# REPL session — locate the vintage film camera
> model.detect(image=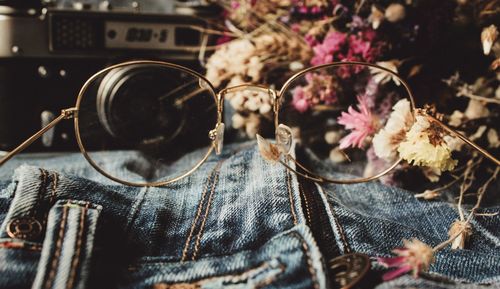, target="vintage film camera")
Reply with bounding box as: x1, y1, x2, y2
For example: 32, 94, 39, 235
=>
0, 0, 218, 151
